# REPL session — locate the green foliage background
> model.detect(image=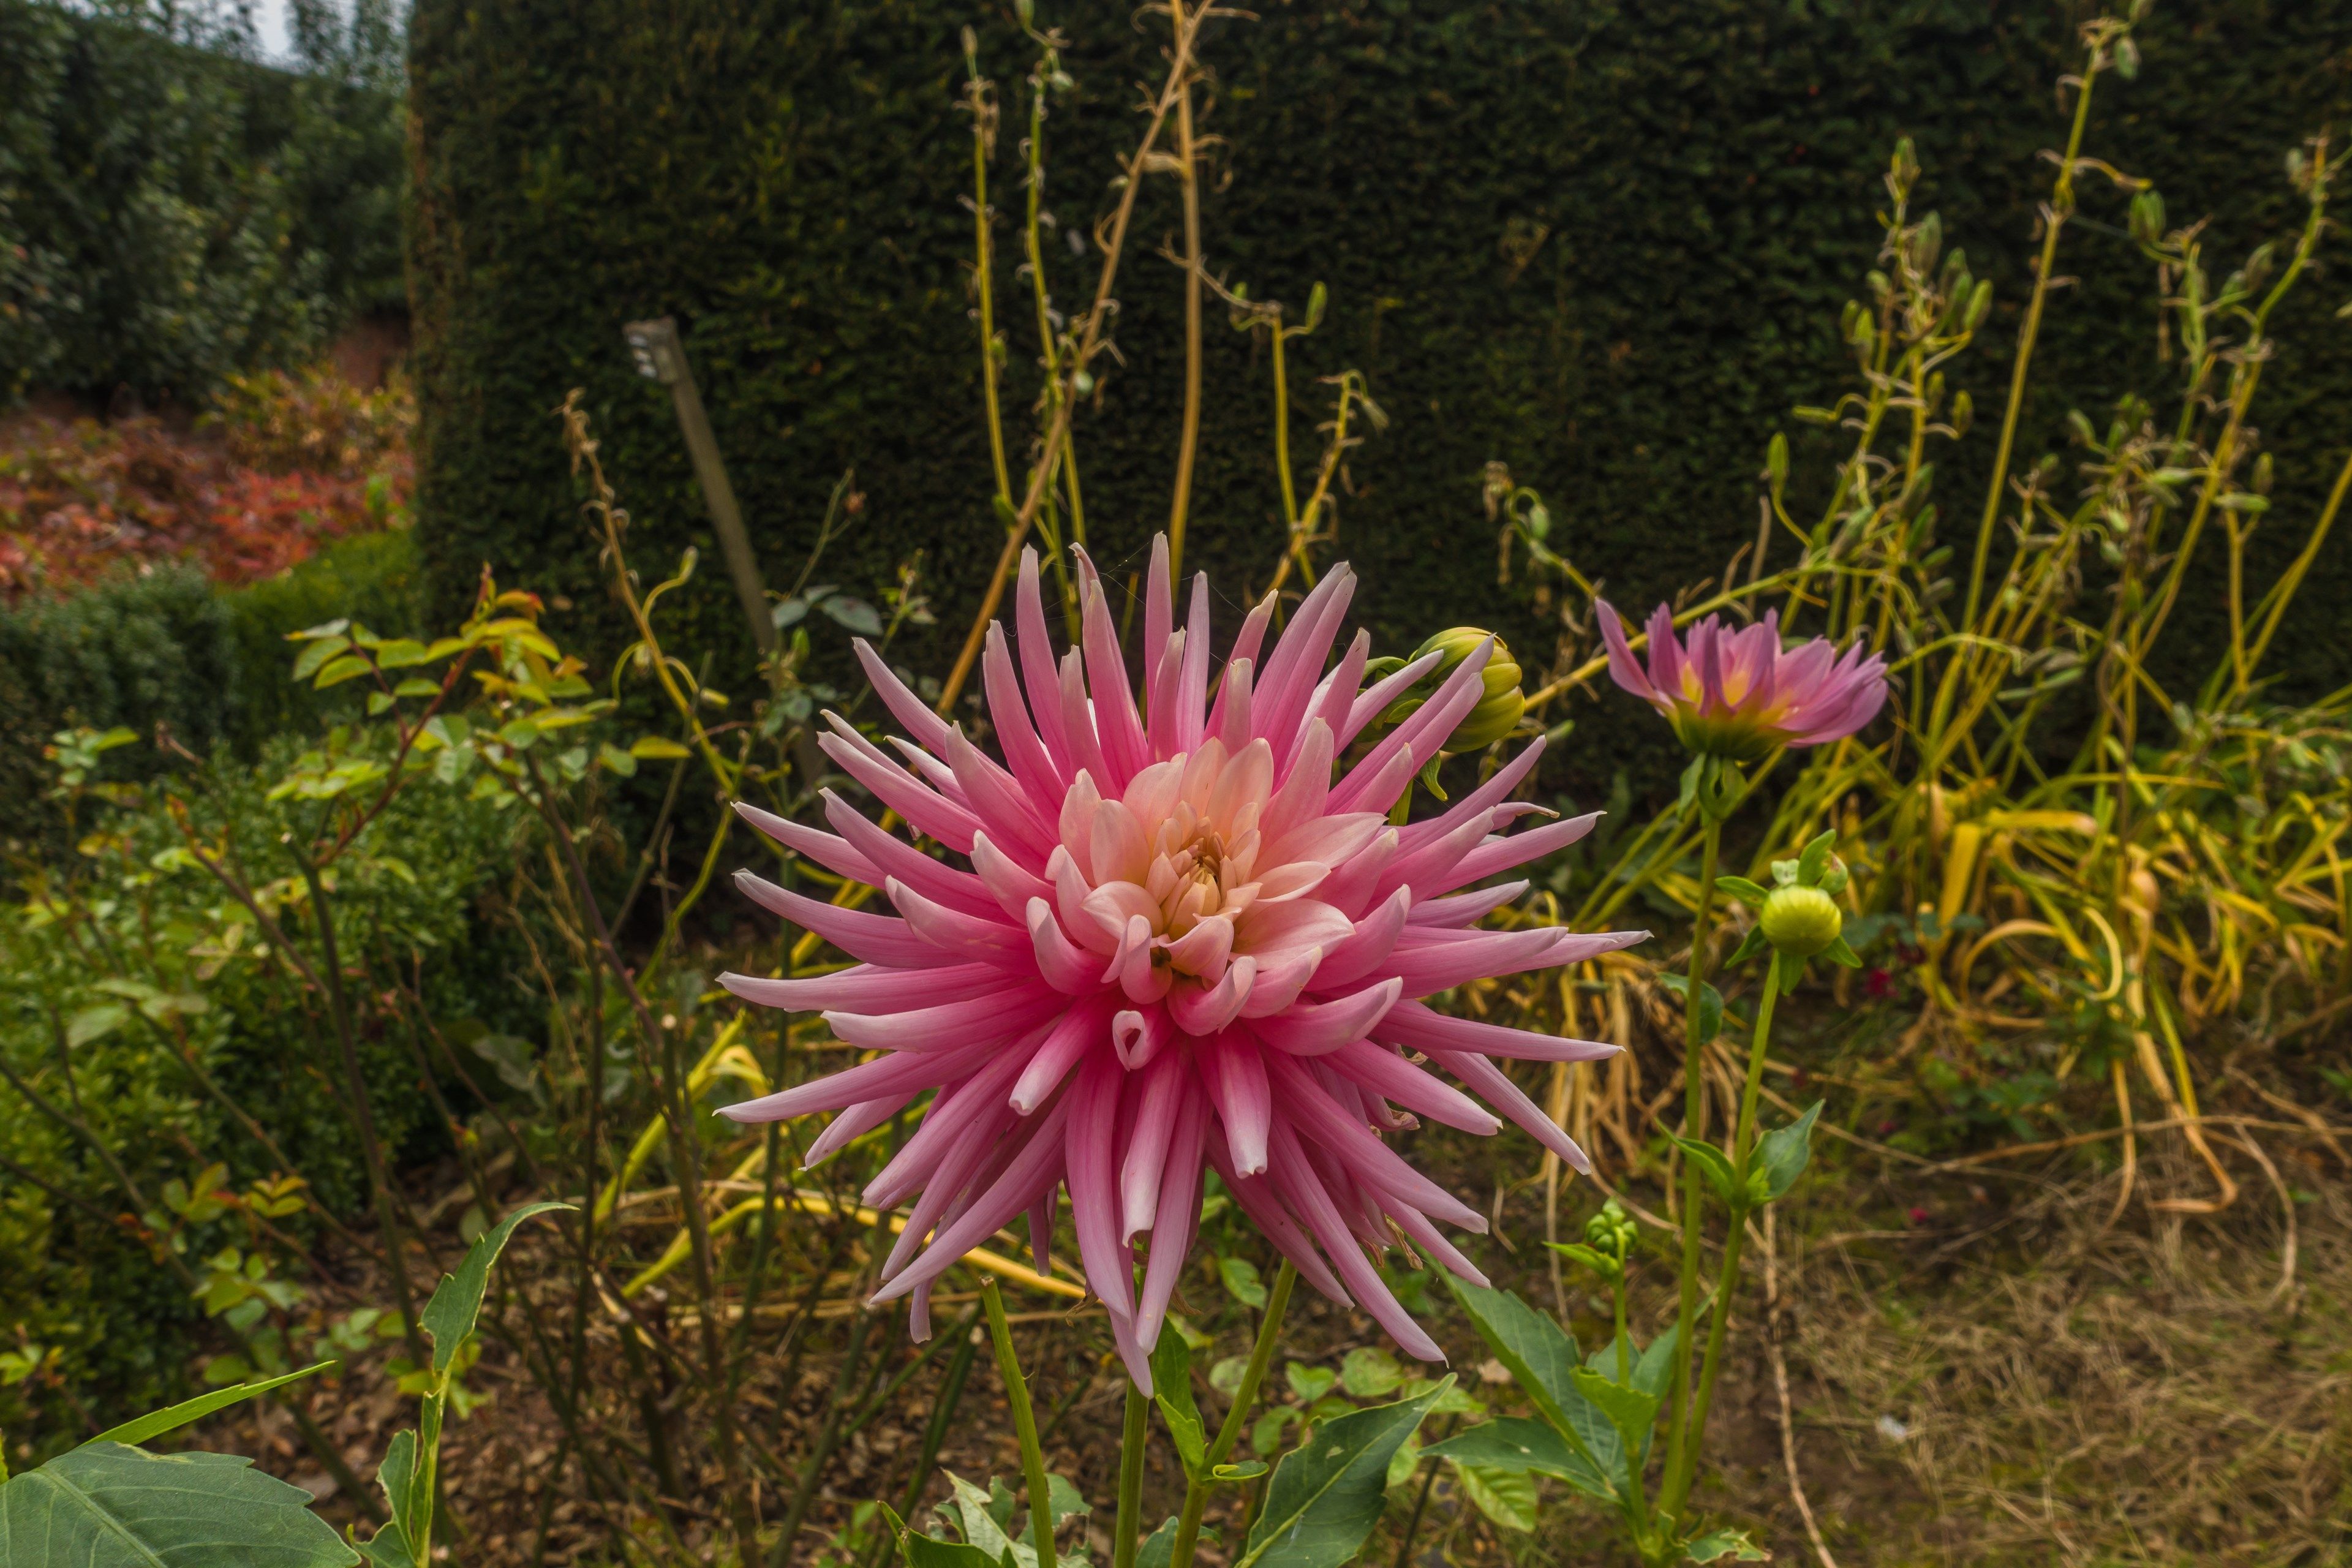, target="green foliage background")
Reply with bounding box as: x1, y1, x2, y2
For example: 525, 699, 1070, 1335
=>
406, 0, 2352, 799
0, 0, 405, 402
